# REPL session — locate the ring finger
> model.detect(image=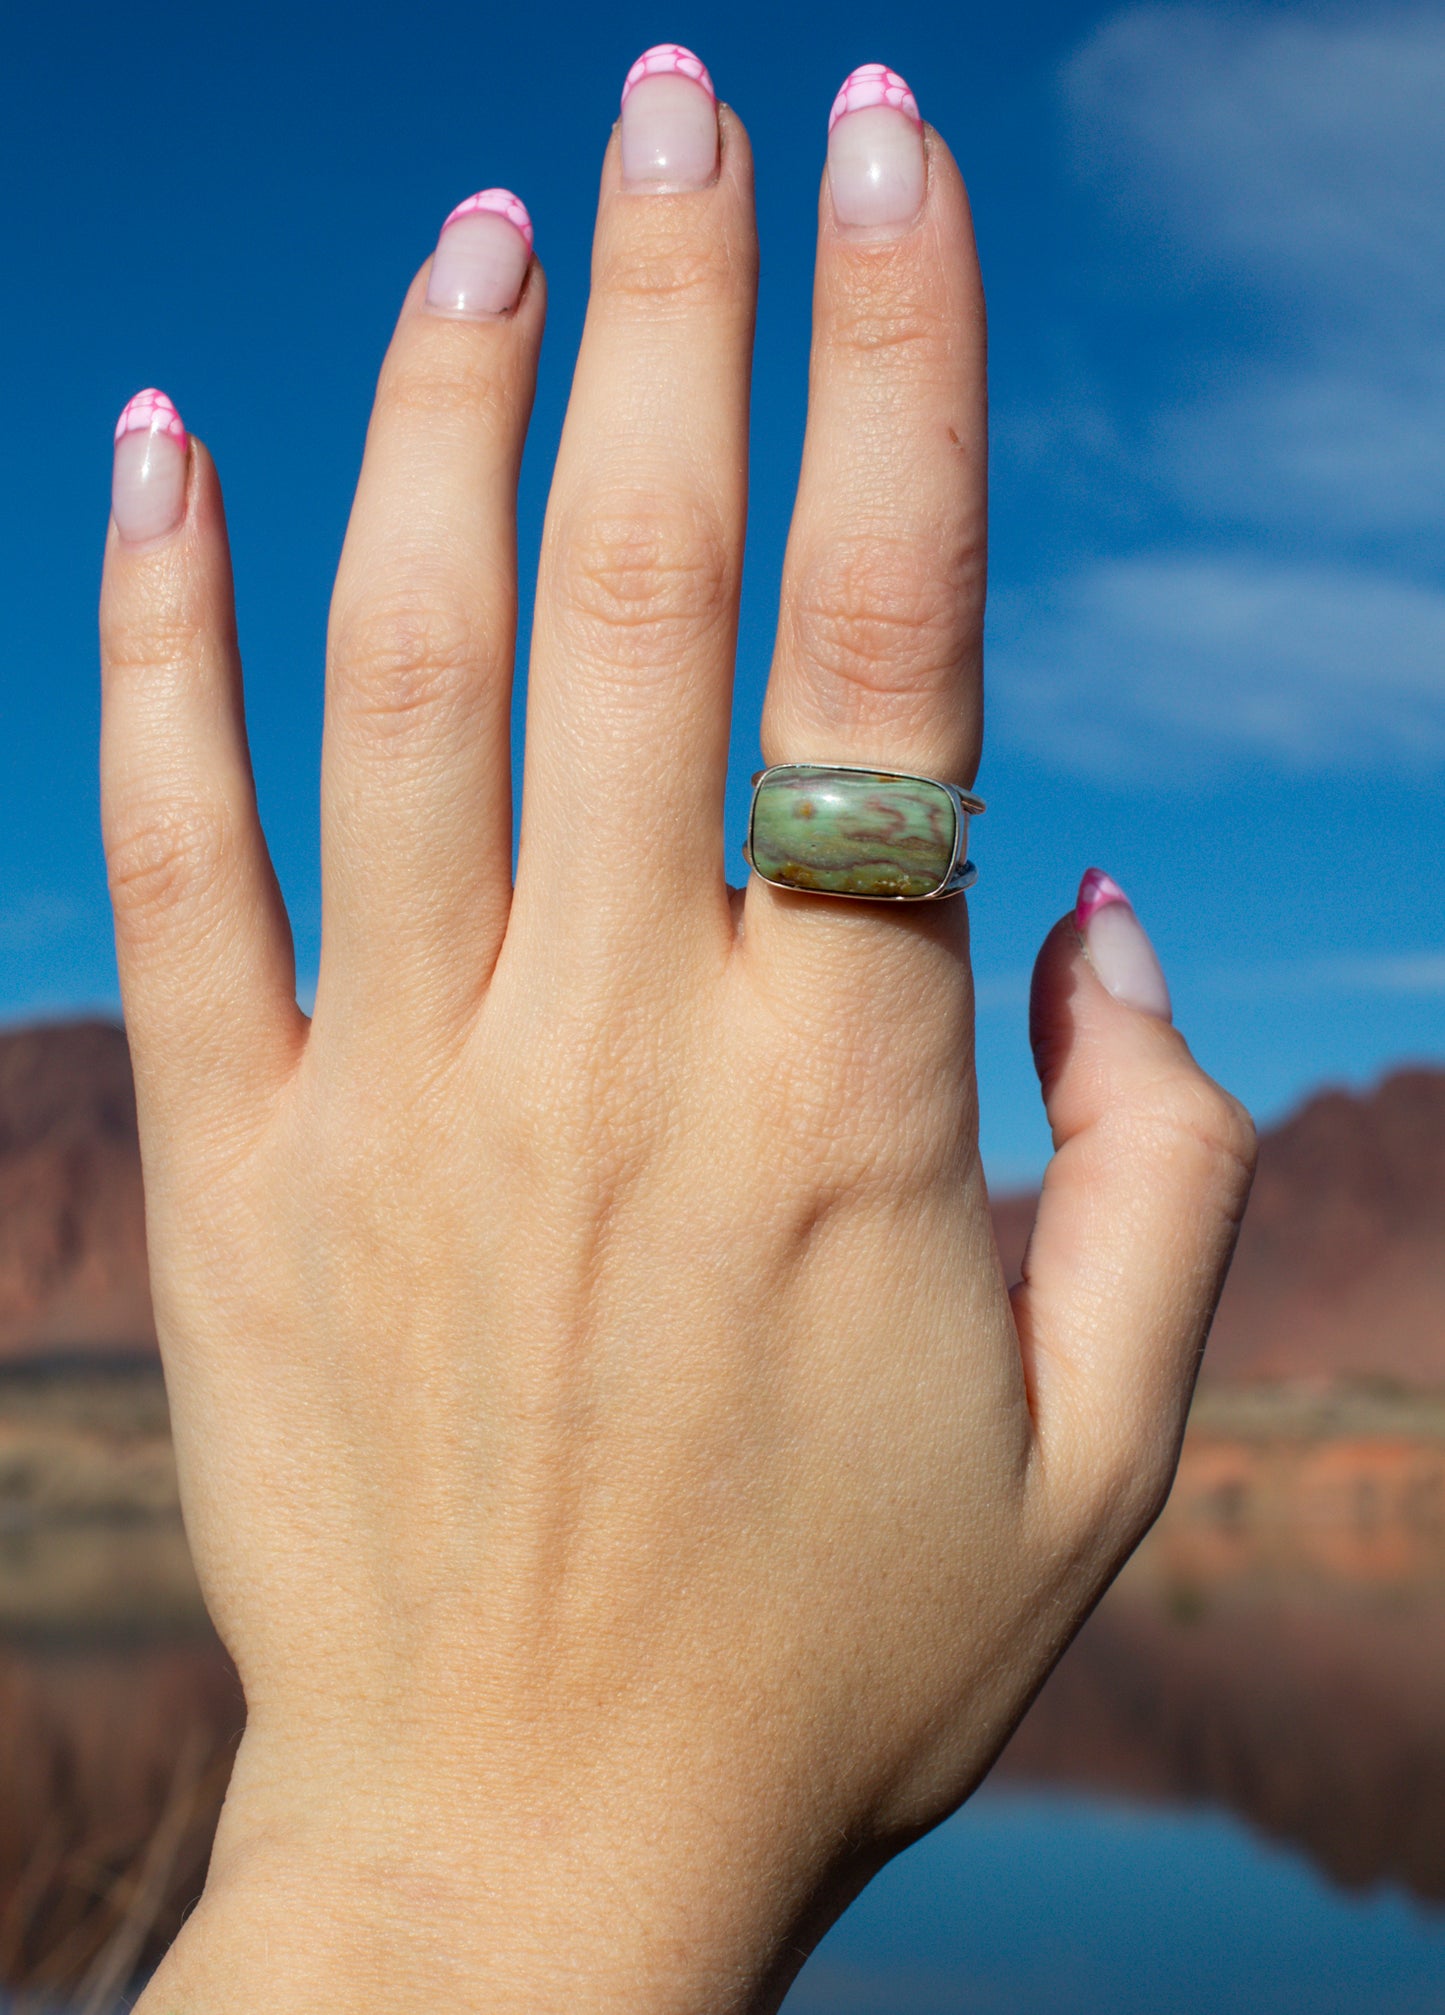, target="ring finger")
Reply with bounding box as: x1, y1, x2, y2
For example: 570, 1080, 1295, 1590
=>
746, 68, 987, 985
